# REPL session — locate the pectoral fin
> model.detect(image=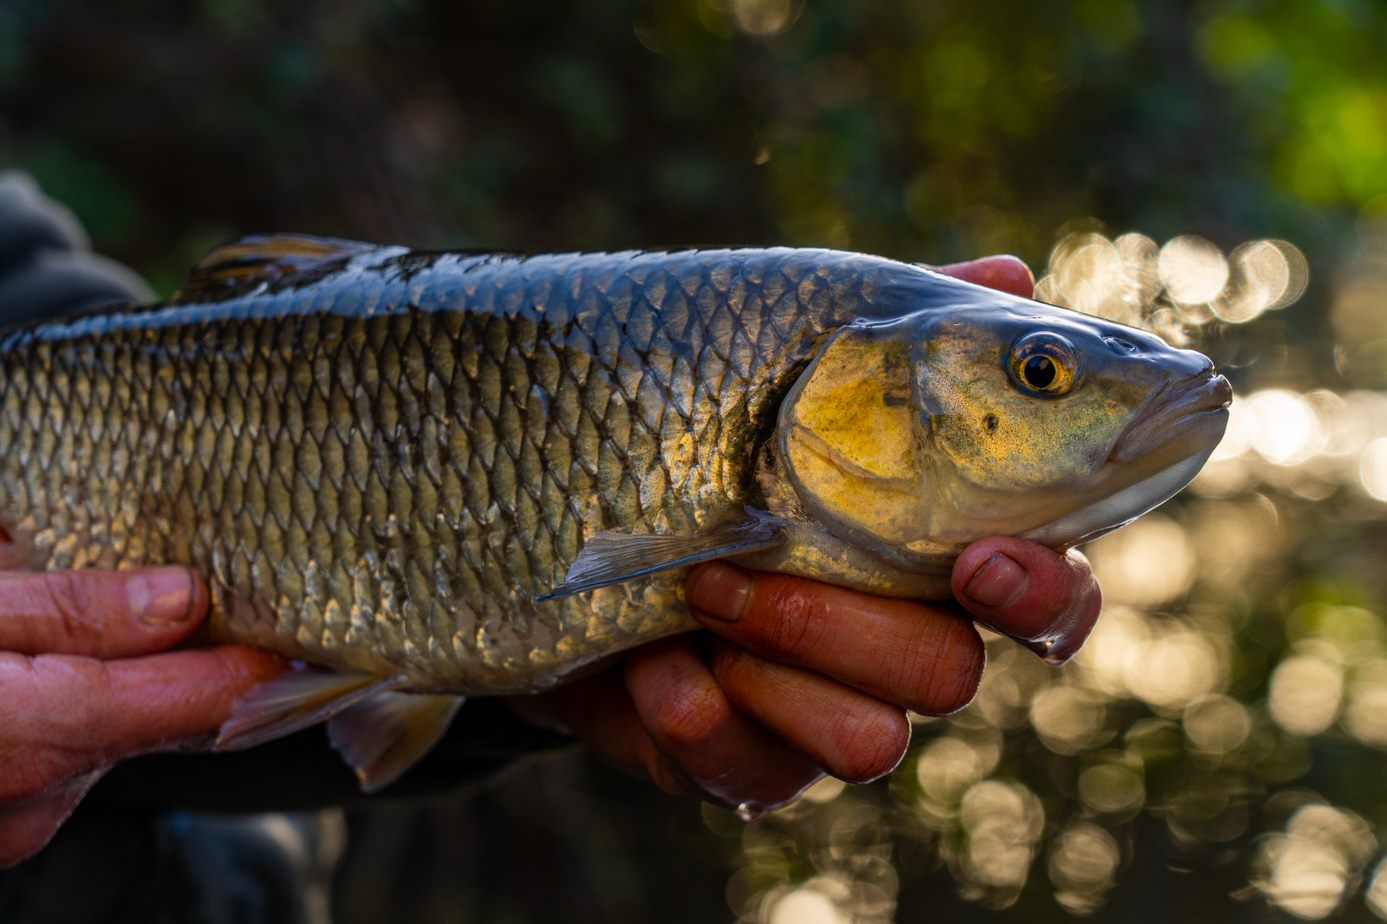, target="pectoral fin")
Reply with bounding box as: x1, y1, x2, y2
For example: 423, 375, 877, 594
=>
216, 669, 401, 752
535, 512, 784, 602
327, 691, 466, 792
